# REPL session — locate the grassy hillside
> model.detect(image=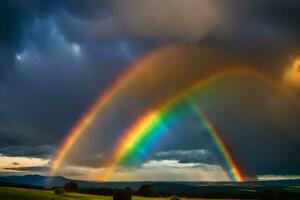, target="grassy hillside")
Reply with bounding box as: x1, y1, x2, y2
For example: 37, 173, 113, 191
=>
0, 187, 207, 200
